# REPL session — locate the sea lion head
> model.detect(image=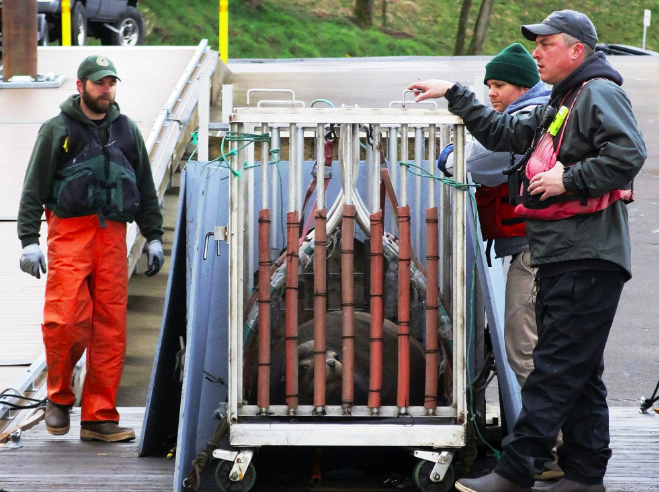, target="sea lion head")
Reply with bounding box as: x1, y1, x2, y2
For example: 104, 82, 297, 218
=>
295, 340, 343, 403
